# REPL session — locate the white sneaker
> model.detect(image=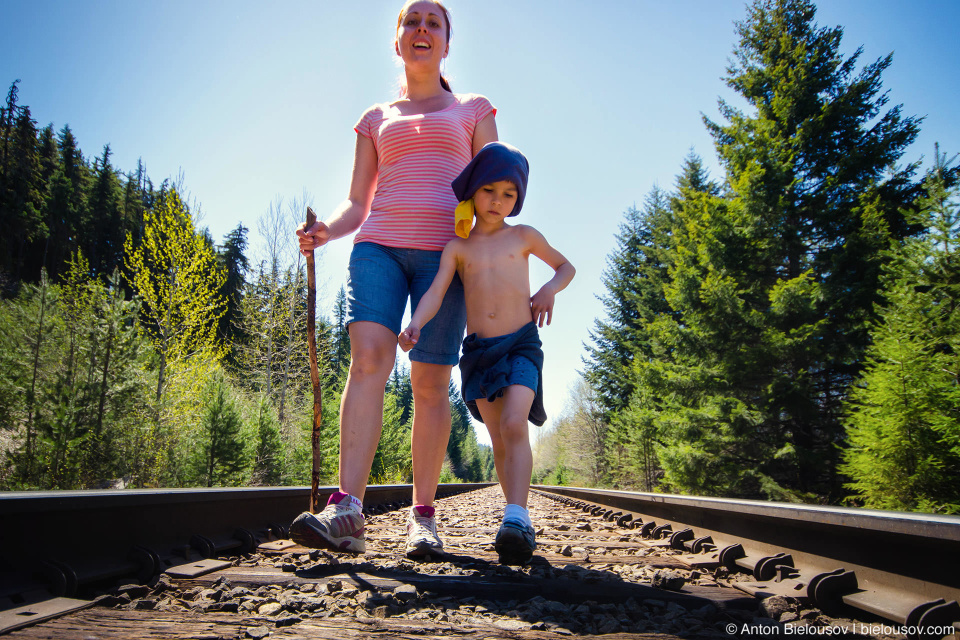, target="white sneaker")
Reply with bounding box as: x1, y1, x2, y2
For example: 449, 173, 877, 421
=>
405, 506, 444, 557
